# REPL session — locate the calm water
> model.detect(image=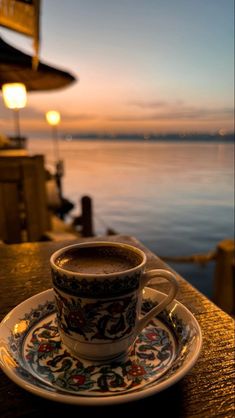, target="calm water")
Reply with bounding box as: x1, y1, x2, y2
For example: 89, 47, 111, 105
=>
28, 138, 234, 298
